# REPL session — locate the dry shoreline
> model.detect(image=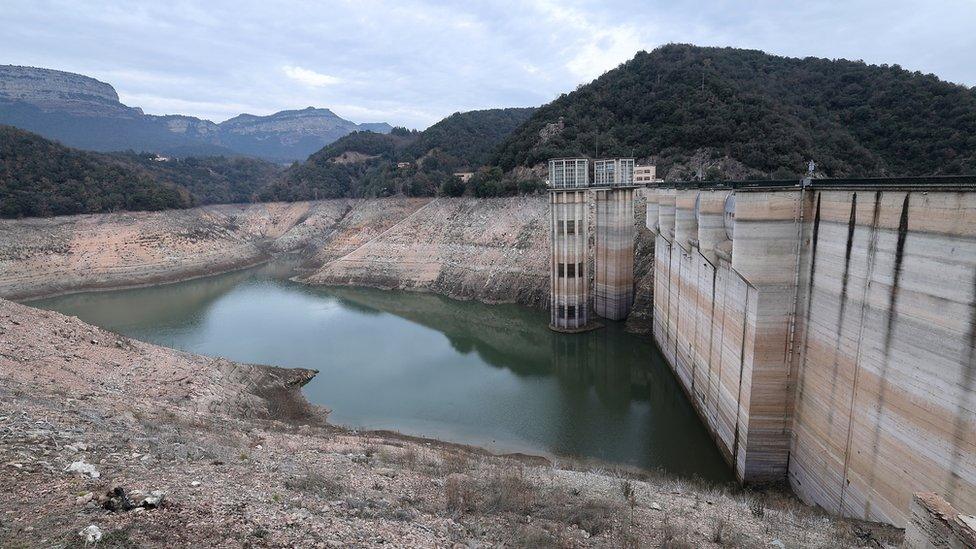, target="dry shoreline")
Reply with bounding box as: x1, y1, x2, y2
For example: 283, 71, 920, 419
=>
0, 298, 902, 547
0, 198, 552, 309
